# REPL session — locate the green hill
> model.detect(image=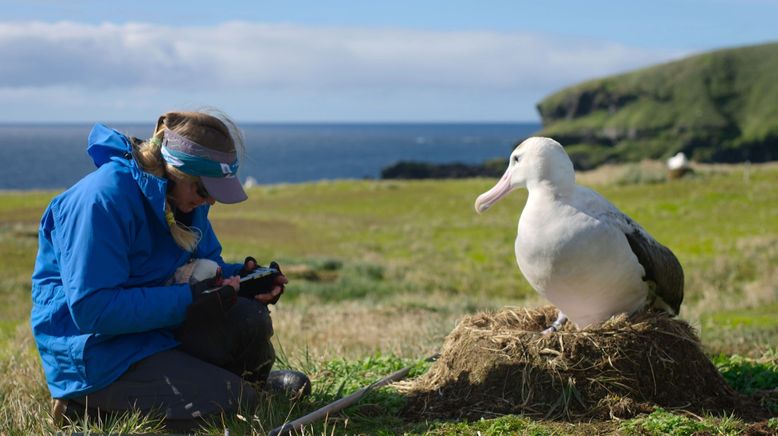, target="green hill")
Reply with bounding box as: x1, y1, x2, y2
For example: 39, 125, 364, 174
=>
536, 42, 778, 169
